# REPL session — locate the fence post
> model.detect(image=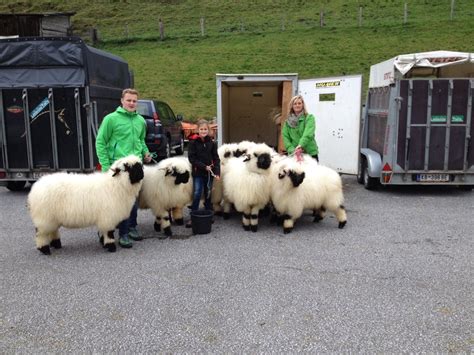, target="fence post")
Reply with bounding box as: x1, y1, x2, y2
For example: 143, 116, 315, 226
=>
200, 17, 205, 36
124, 23, 129, 41
450, 0, 455, 20
320, 10, 324, 27
403, 3, 408, 24
90, 27, 99, 45
358, 6, 363, 27
159, 18, 165, 40
281, 16, 286, 31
